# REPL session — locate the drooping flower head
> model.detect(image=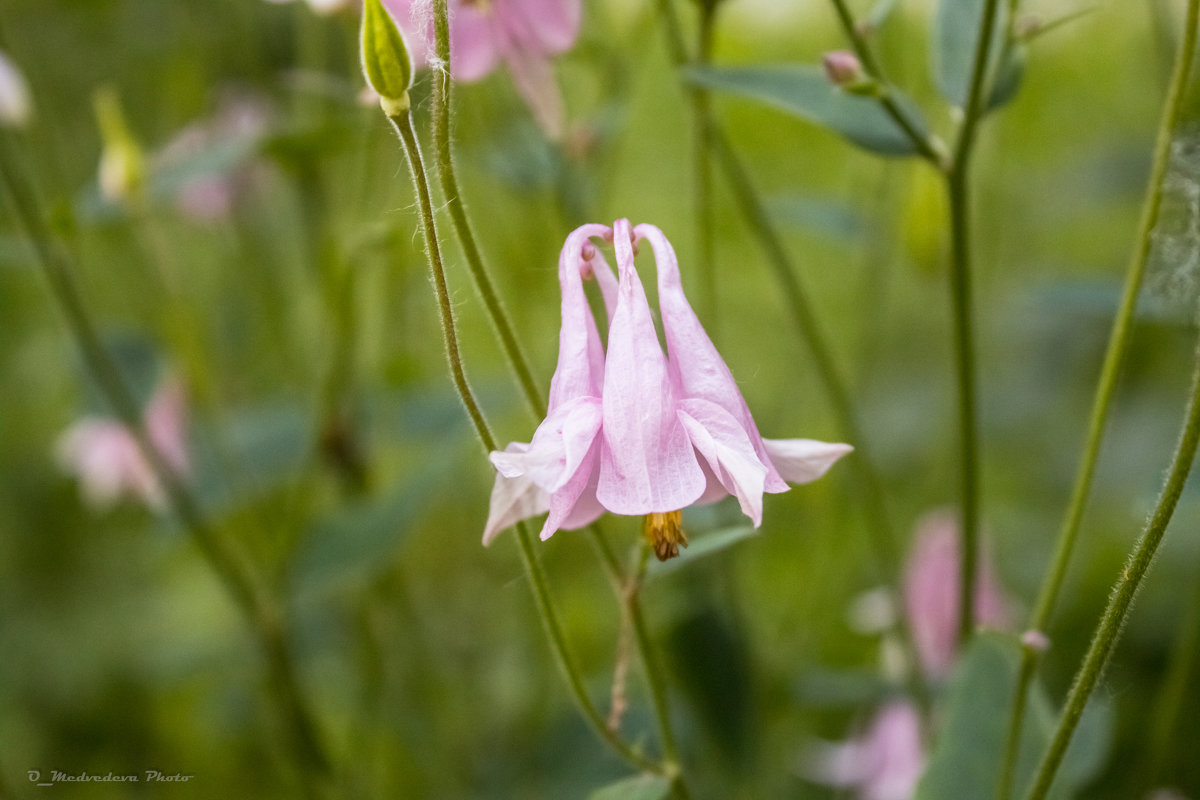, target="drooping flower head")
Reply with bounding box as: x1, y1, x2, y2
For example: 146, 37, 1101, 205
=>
56, 378, 190, 512
382, 0, 582, 139
903, 510, 1009, 679
485, 220, 852, 558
